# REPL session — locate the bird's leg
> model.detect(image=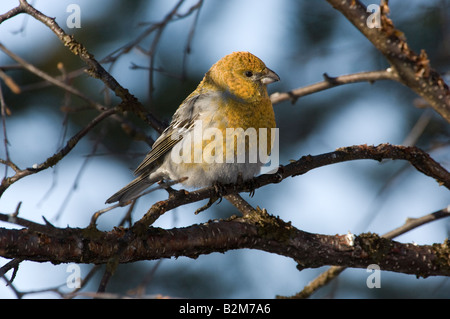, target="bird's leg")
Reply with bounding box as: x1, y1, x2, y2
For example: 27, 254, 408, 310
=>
194, 181, 225, 214
247, 184, 256, 198
159, 178, 189, 200
234, 172, 256, 197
